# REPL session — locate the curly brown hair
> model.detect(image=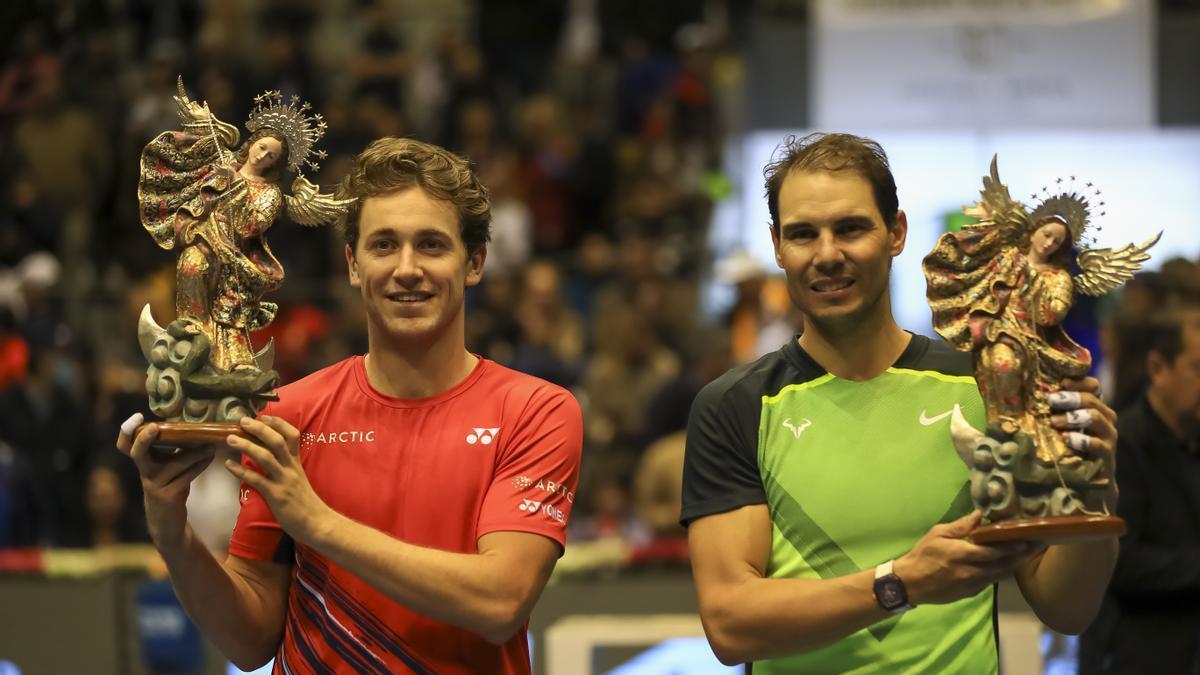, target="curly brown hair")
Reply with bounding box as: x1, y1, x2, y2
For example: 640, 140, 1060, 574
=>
335, 137, 492, 254
763, 132, 899, 234
235, 128, 290, 183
